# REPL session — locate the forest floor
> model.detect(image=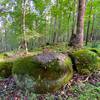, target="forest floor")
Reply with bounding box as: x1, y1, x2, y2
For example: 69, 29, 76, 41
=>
0, 42, 100, 100
0, 71, 100, 100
